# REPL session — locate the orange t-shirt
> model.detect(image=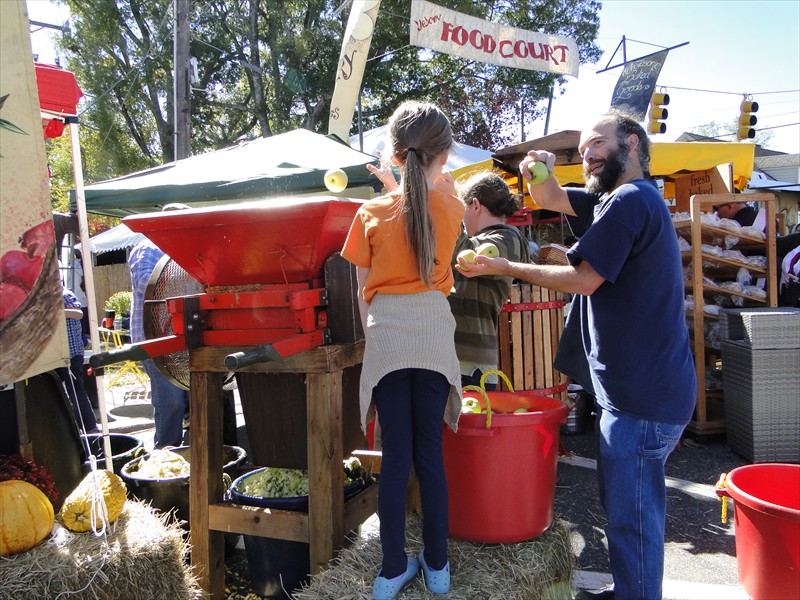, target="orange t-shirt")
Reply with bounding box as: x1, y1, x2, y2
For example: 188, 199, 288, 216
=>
341, 190, 464, 302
